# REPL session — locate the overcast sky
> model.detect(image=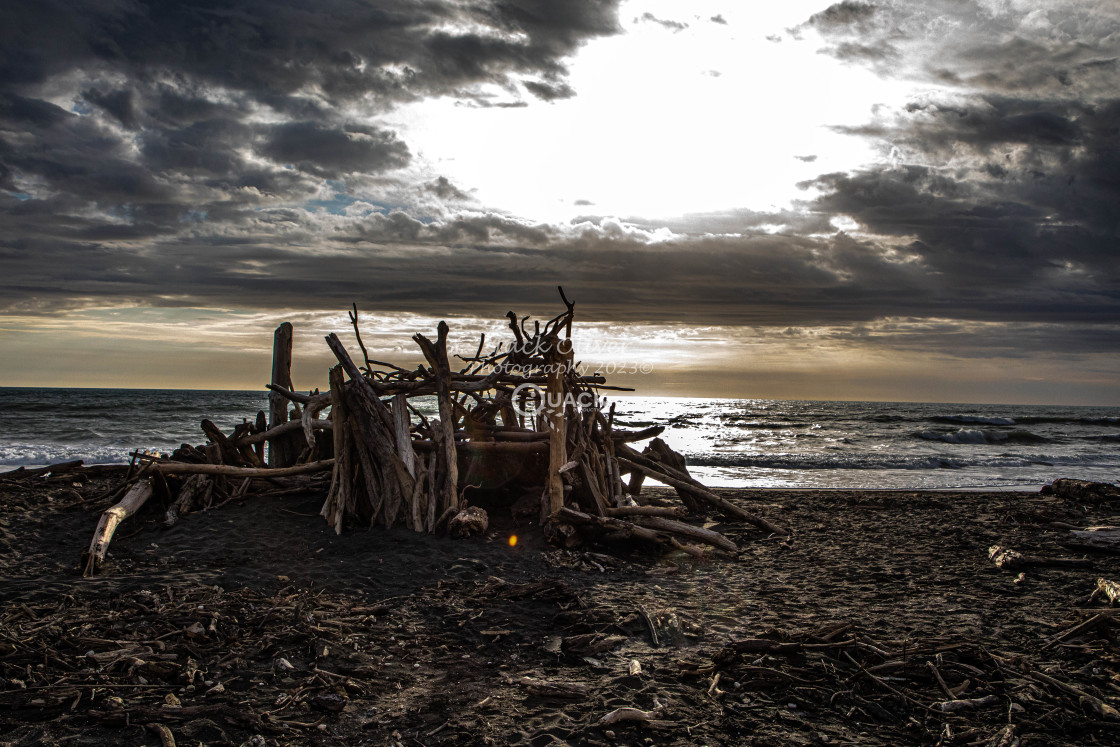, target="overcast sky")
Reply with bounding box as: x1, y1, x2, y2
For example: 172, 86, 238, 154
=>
1, 1, 1118, 404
